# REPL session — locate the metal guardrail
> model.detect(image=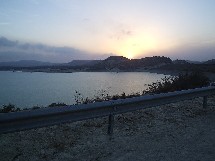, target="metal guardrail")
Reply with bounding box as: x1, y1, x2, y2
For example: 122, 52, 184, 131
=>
0, 86, 215, 135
